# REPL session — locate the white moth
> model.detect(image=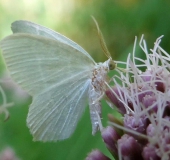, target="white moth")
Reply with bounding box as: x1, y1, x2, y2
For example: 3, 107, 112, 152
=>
0, 18, 116, 141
